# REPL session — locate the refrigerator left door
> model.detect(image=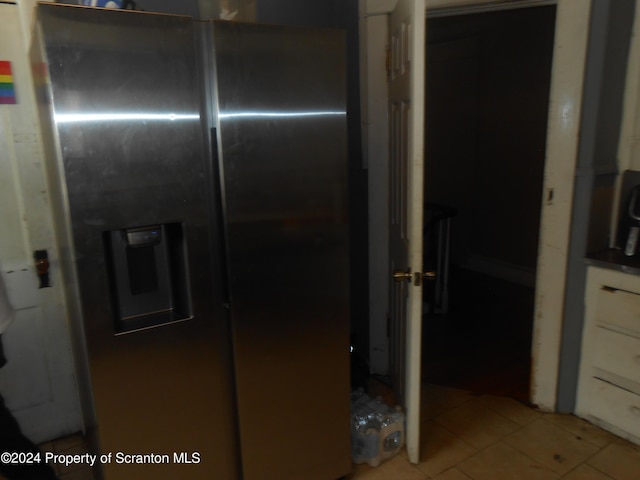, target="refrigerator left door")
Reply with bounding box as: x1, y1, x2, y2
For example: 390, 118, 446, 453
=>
34, 5, 239, 479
